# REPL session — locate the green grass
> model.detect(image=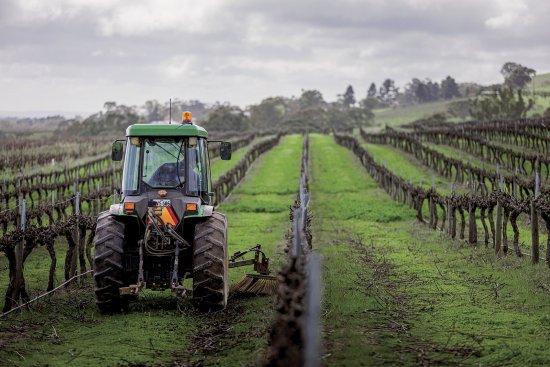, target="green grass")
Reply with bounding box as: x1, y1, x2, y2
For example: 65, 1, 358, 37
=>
310, 134, 550, 366
0, 135, 304, 367
373, 99, 464, 127
529, 96, 550, 116
527, 72, 550, 92
359, 140, 459, 194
